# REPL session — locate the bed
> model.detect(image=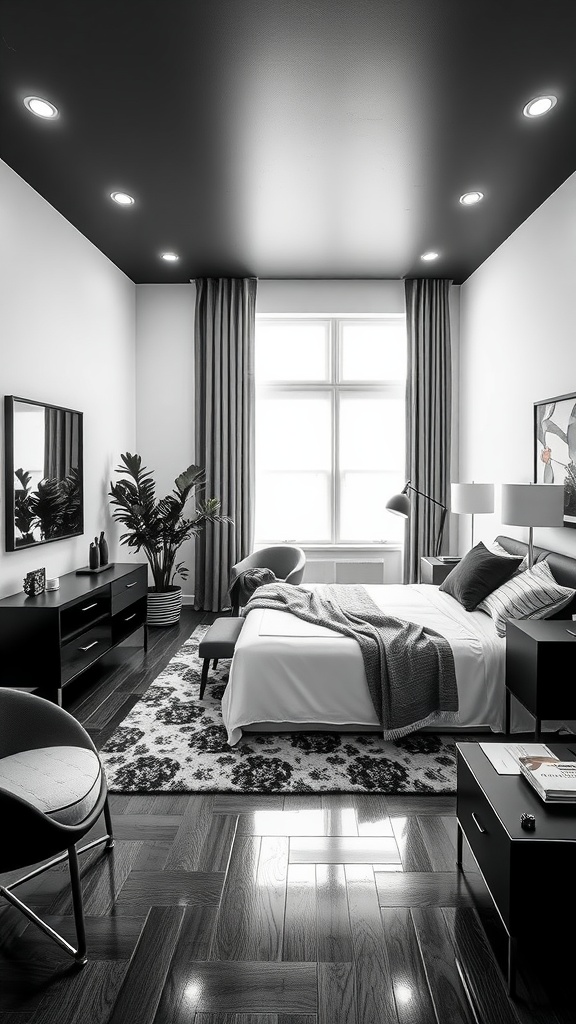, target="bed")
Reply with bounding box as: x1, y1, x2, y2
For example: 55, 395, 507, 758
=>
221, 536, 576, 746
